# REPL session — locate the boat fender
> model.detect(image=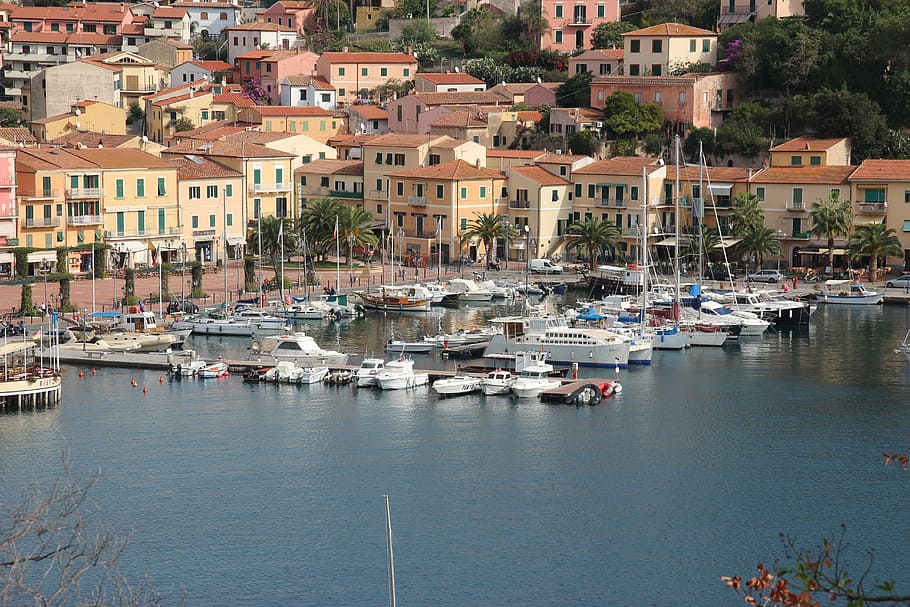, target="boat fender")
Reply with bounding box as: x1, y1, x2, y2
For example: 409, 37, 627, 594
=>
251, 339, 262, 352
176, 364, 182, 375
